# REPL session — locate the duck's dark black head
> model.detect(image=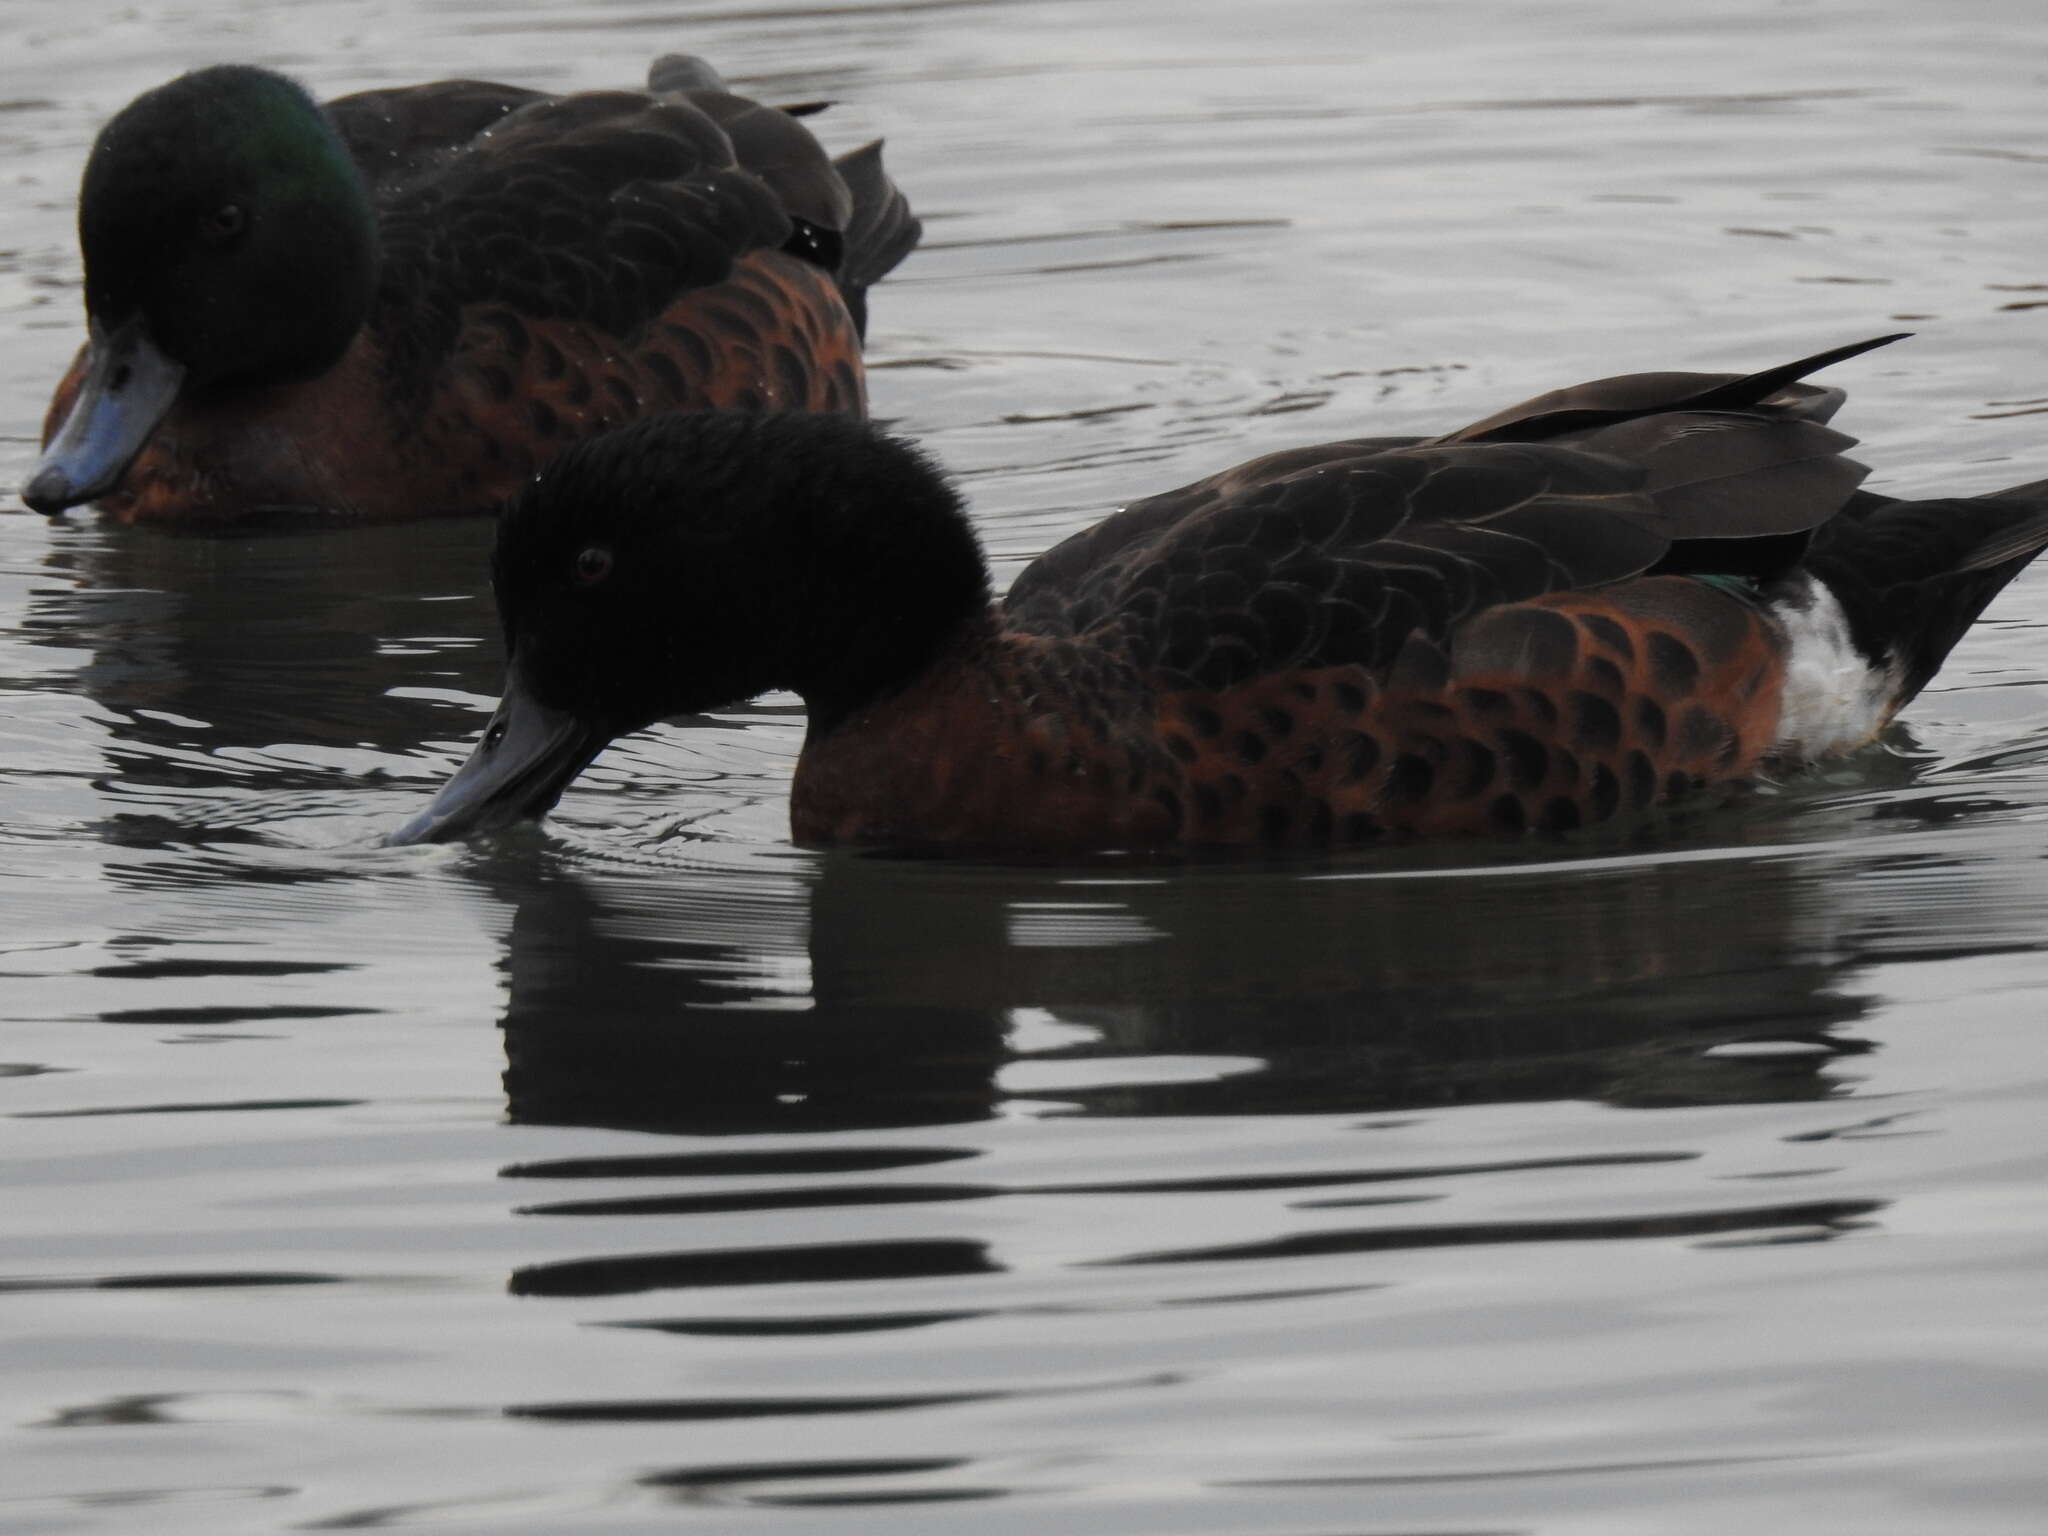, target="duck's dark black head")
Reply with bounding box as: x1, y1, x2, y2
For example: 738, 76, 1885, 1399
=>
389, 410, 990, 845
26, 65, 377, 513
